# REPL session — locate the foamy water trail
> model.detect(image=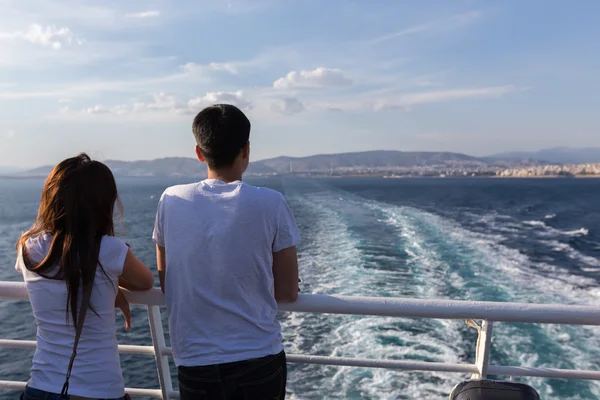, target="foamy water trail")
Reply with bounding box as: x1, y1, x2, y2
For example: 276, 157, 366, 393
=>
366, 203, 600, 398
280, 181, 600, 399
524, 220, 548, 227
562, 228, 590, 237
524, 220, 590, 237
544, 240, 600, 267
280, 183, 472, 399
